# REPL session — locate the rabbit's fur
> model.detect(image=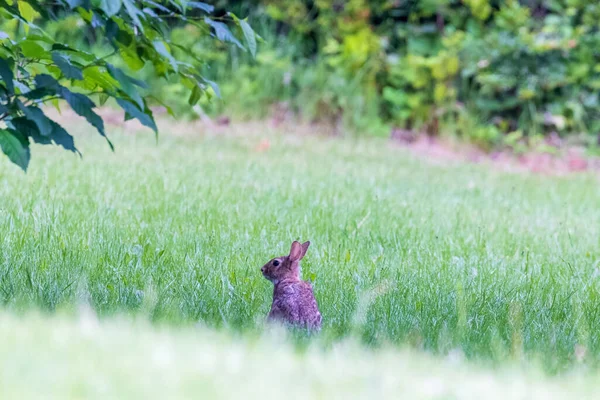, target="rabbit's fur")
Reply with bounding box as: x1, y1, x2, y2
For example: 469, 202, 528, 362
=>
261, 241, 322, 330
